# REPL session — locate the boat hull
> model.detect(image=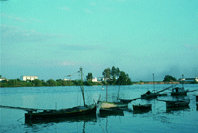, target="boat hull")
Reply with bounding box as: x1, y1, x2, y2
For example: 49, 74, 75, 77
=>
171, 92, 187, 96
25, 104, 97, 122
141, 93, 158, 100
133, 104, 152, 113
166, 100, 190, 109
